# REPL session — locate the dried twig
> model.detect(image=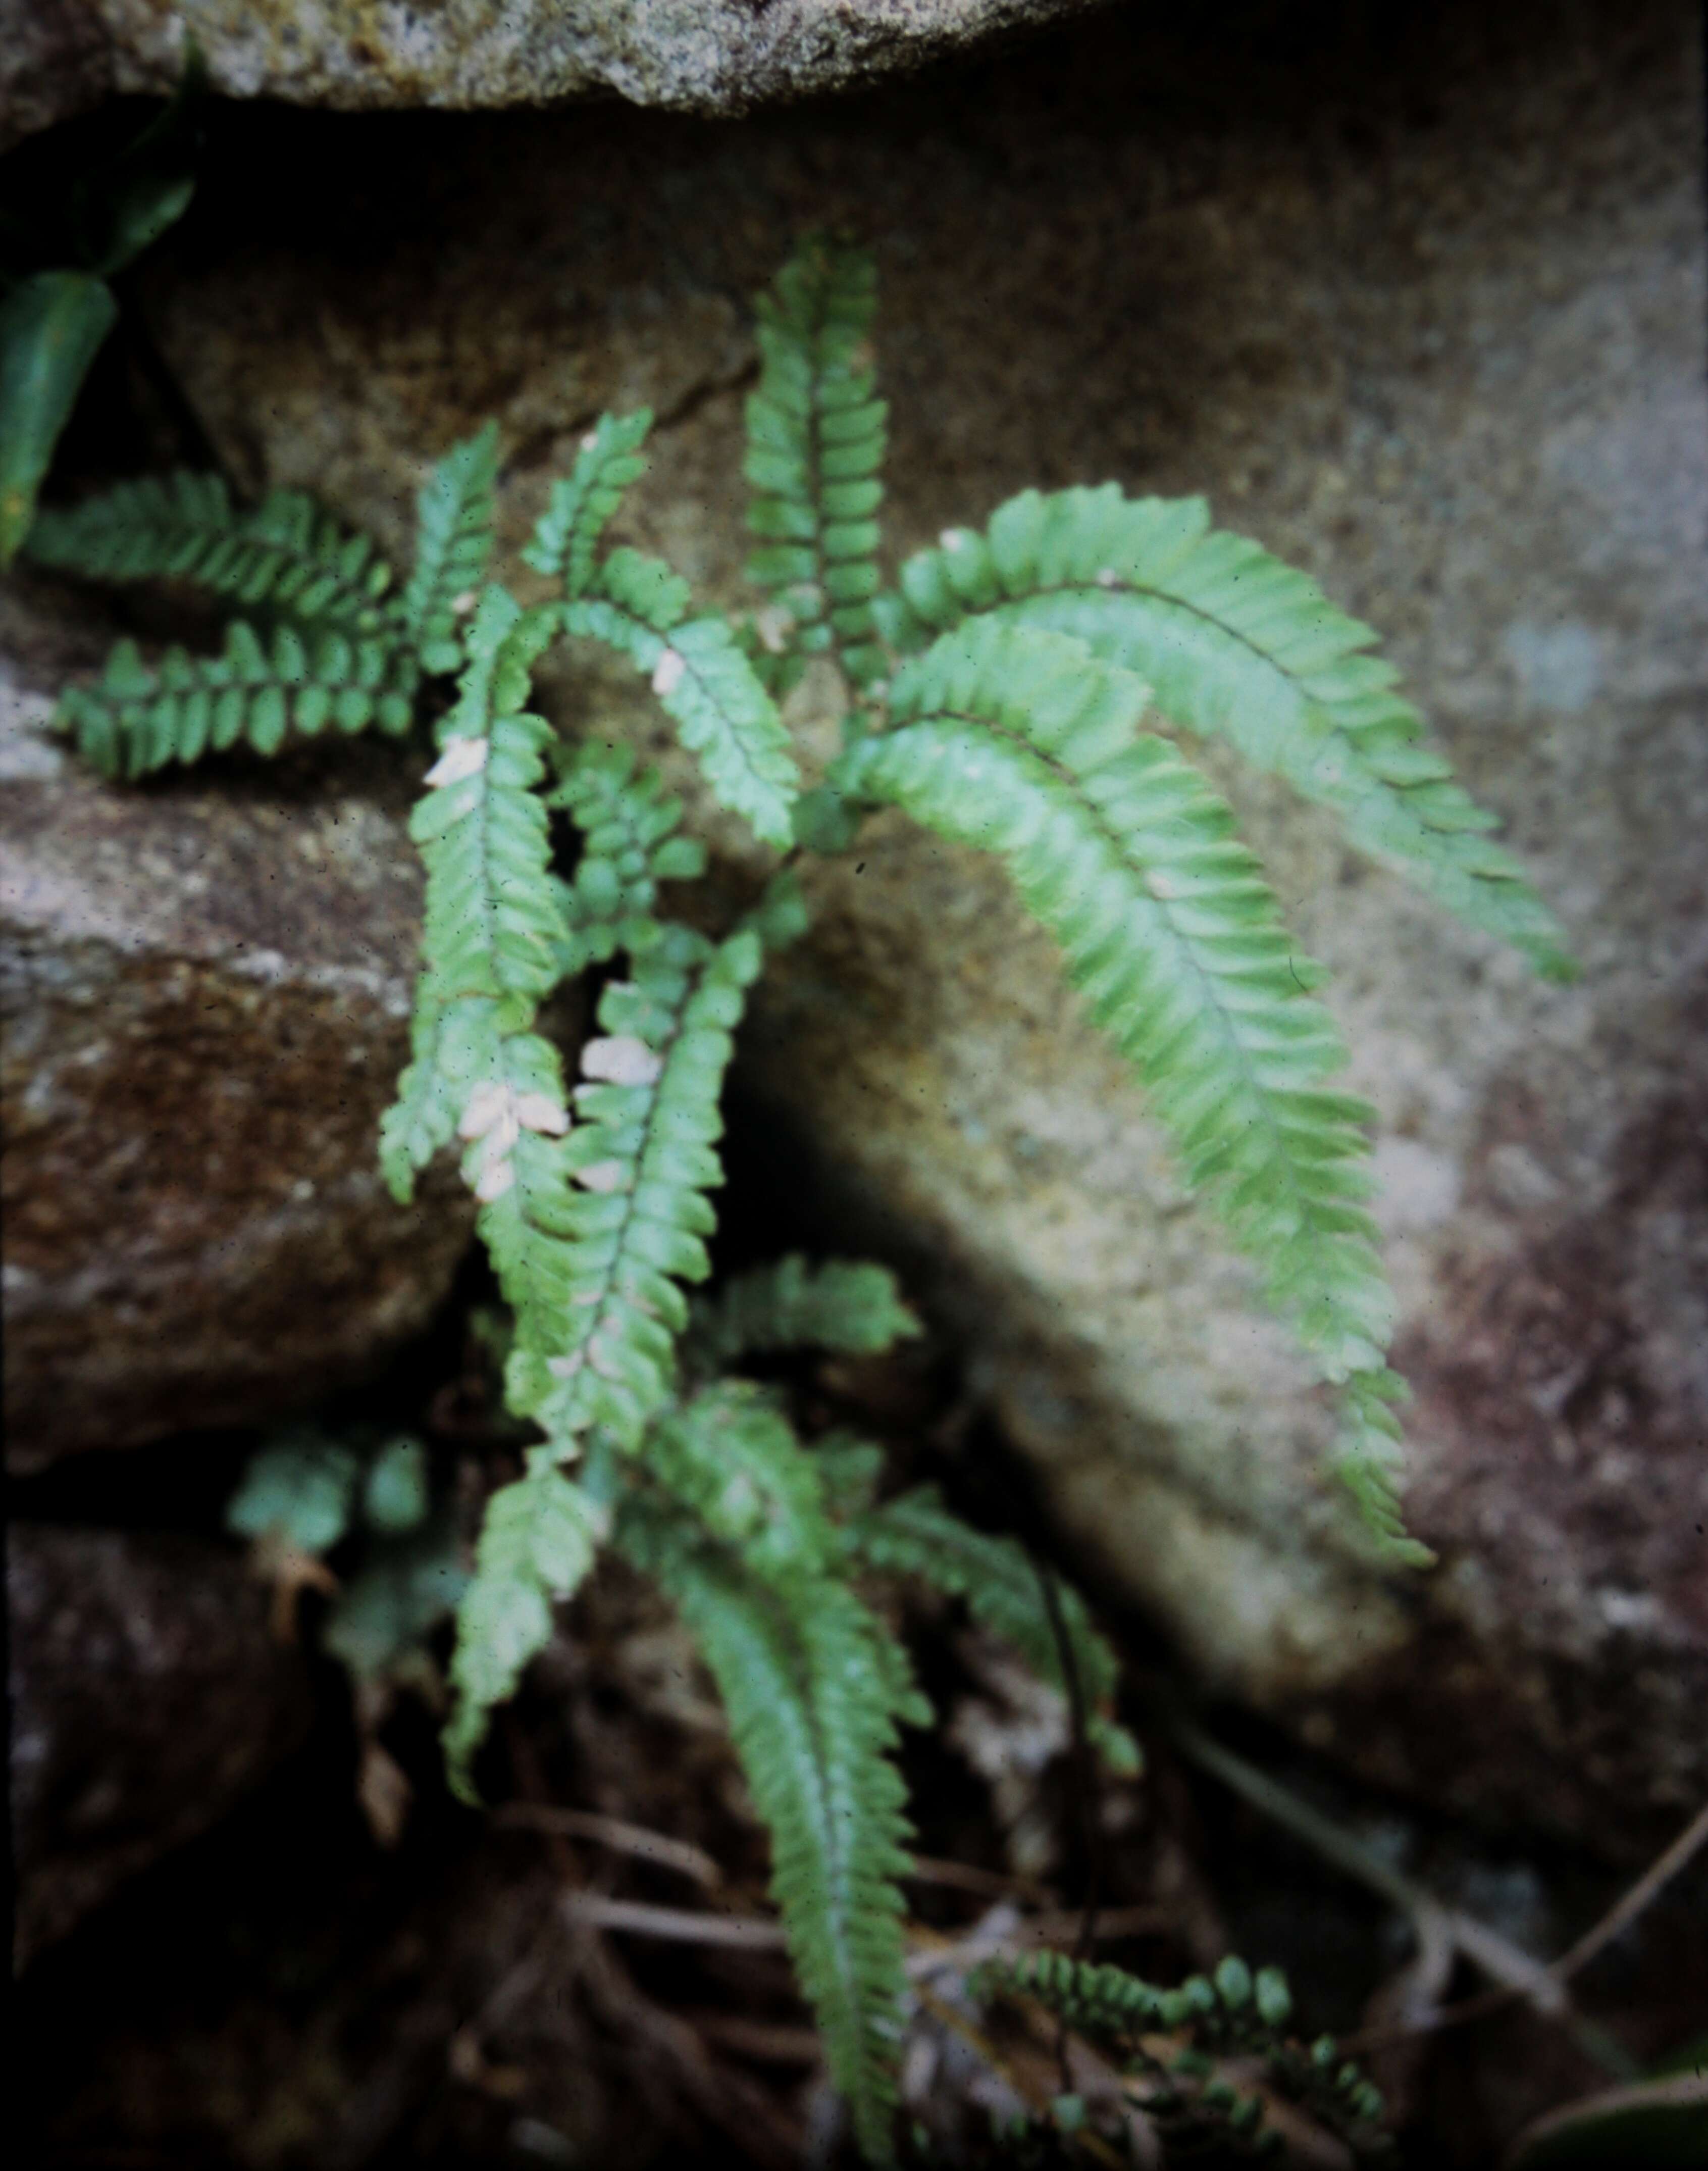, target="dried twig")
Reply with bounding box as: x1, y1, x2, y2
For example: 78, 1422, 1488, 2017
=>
495, 1802, 724, 1887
